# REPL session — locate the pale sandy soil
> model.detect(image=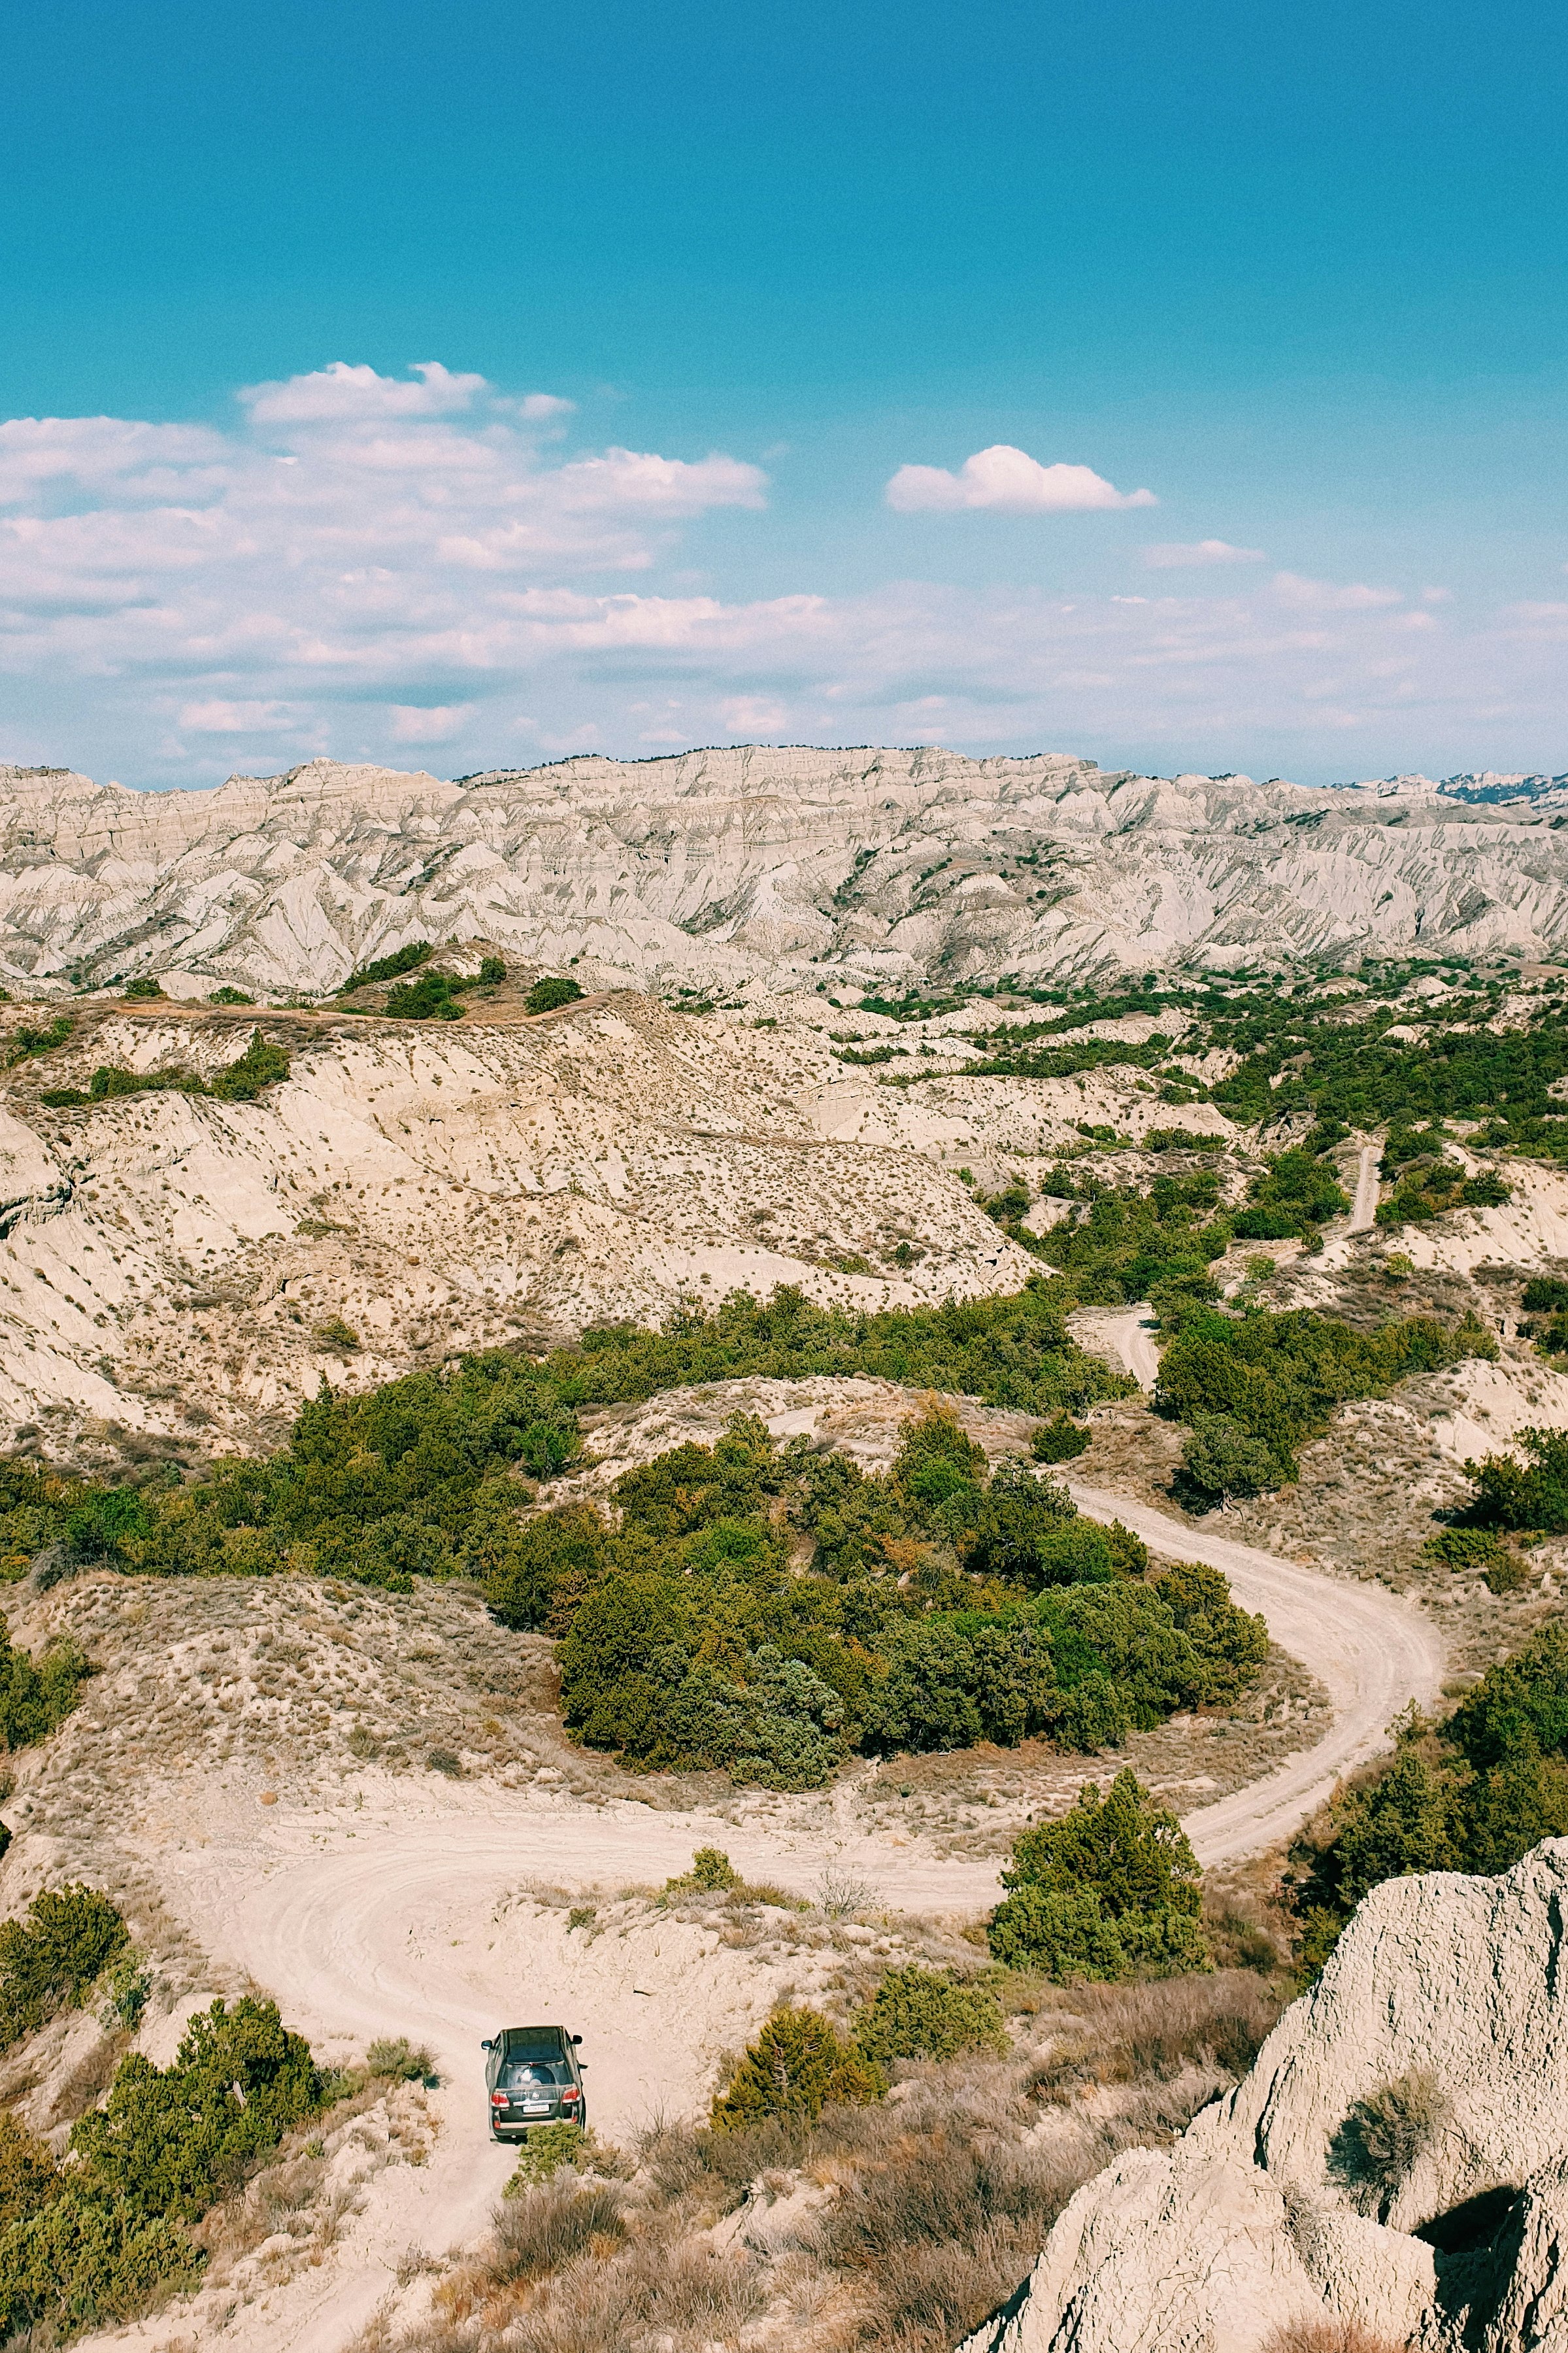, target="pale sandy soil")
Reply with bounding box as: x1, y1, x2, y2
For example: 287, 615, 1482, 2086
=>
35, 1373, 1442, 2353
